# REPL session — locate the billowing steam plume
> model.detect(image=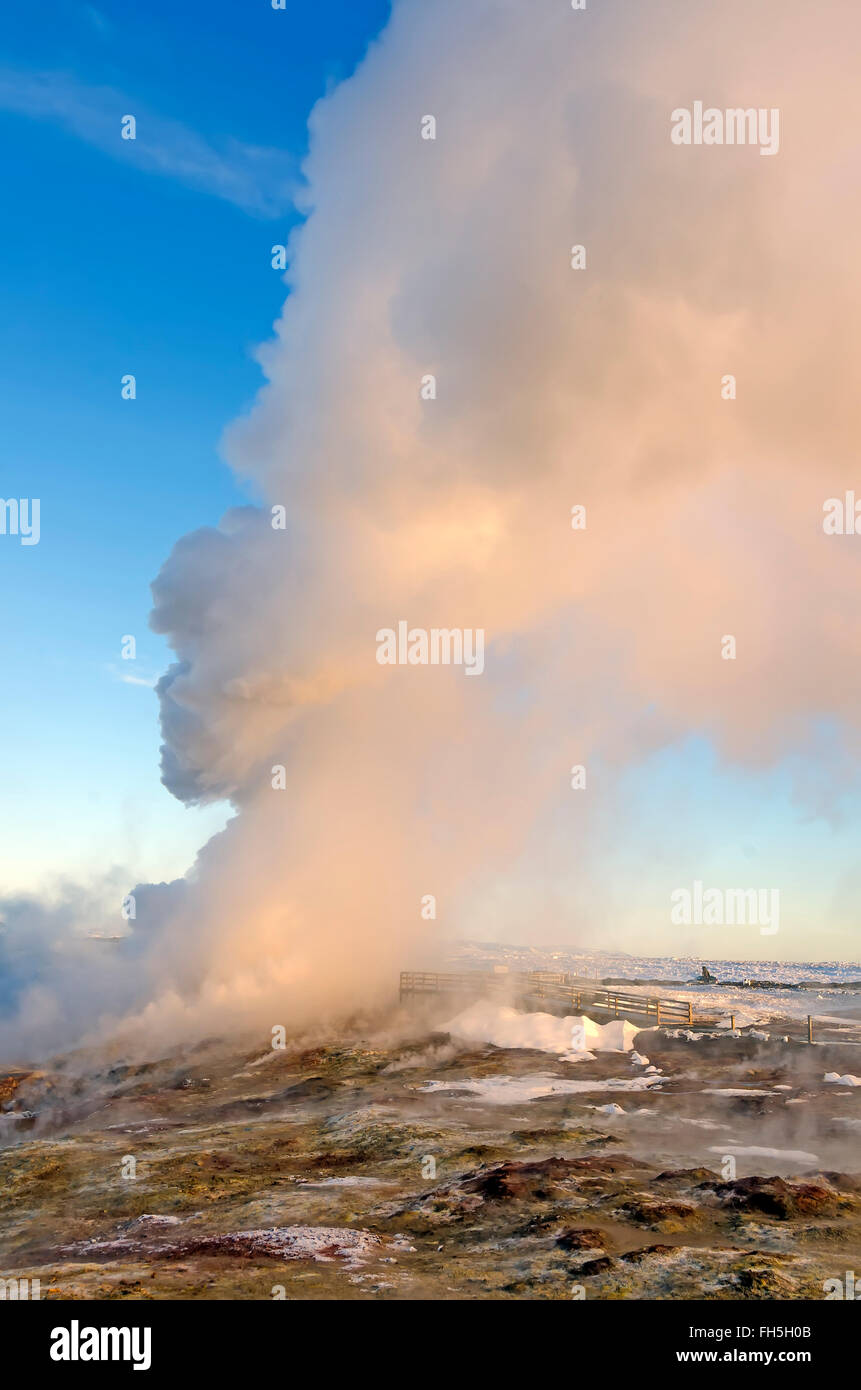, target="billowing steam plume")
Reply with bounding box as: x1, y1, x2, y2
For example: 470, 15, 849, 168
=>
2, 0, 861, 1055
